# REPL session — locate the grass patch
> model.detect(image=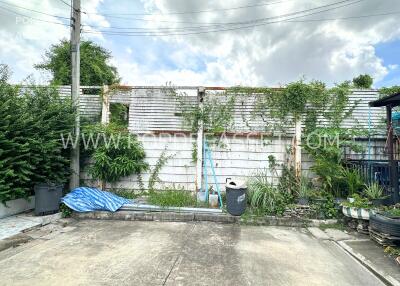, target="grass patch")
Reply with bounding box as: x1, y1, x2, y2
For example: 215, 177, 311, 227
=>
148, 189, 196, 207
384, 246, 400, 257
318, 222, 345, 231
111, 189, 144, 200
